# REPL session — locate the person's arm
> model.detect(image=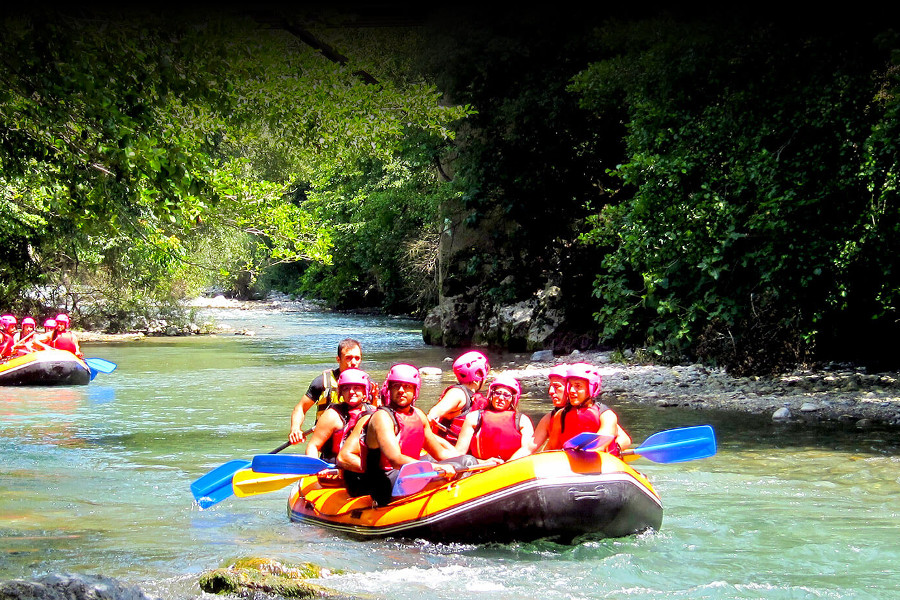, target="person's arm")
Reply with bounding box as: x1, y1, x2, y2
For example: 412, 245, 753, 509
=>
513, 414, 535, 458
615, 424, 632, 450
305, 410, 341, 457
426, 387, 466, 426
369, 410, 422, 469
336, 416, 369, 473
510, 412, 549, 460
598, 409, 618, 439
289, 394, 316, 443
452, 412, 480, 455
421, 409, 462, 464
